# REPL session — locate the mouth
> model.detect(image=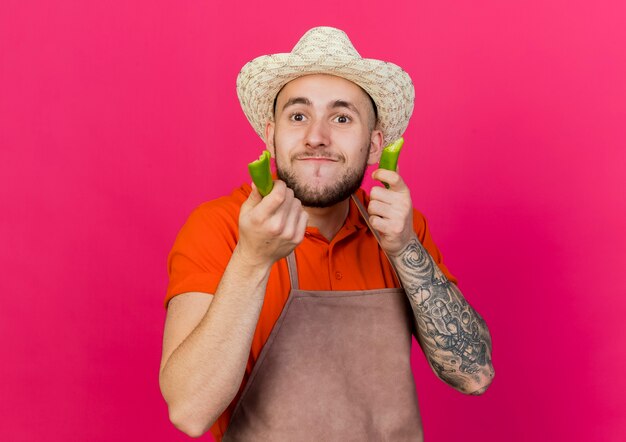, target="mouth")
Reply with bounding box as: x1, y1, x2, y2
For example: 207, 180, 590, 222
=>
296, 156, 340, 162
